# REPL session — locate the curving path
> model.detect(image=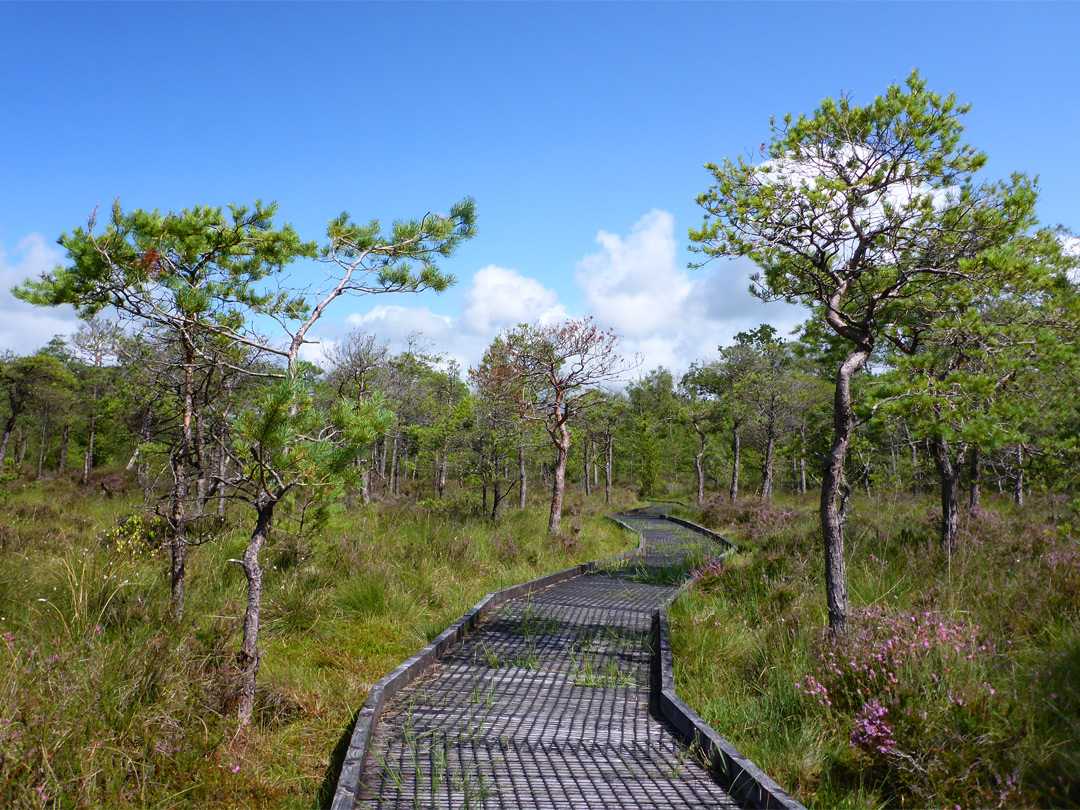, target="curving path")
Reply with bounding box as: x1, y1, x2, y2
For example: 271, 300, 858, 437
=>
344, 508, 755, 809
